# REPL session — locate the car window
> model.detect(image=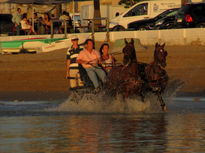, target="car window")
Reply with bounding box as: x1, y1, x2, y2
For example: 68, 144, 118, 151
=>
178, 5, 189, 15
124, 3, 148, 17
154, 9, 174, 20
157, 10, 170, 19
167, 10, 178, 17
